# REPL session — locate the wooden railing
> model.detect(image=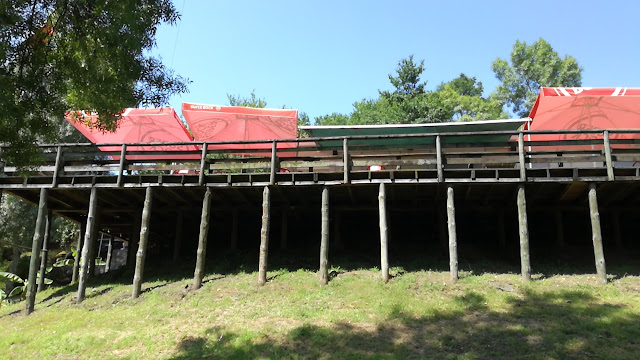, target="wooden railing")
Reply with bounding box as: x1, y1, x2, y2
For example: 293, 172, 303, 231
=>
1, 129, 640, 188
